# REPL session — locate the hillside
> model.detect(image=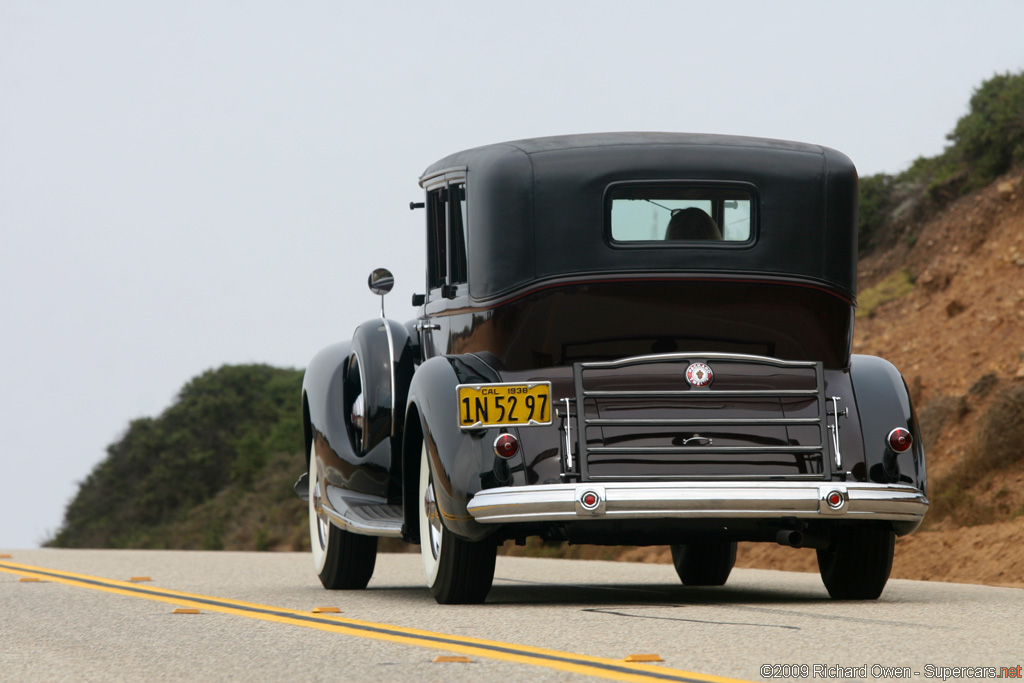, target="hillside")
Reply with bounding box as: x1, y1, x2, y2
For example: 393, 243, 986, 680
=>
731, 166, 1024, 587
733, 72, 1024, 585
47, 365, 307, 550
49, 72, 1024, 587
501, 166, 1024, 587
